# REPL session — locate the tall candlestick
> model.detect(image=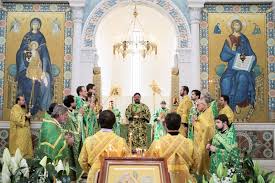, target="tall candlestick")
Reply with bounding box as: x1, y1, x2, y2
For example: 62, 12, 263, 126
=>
29, 78, 35, 112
